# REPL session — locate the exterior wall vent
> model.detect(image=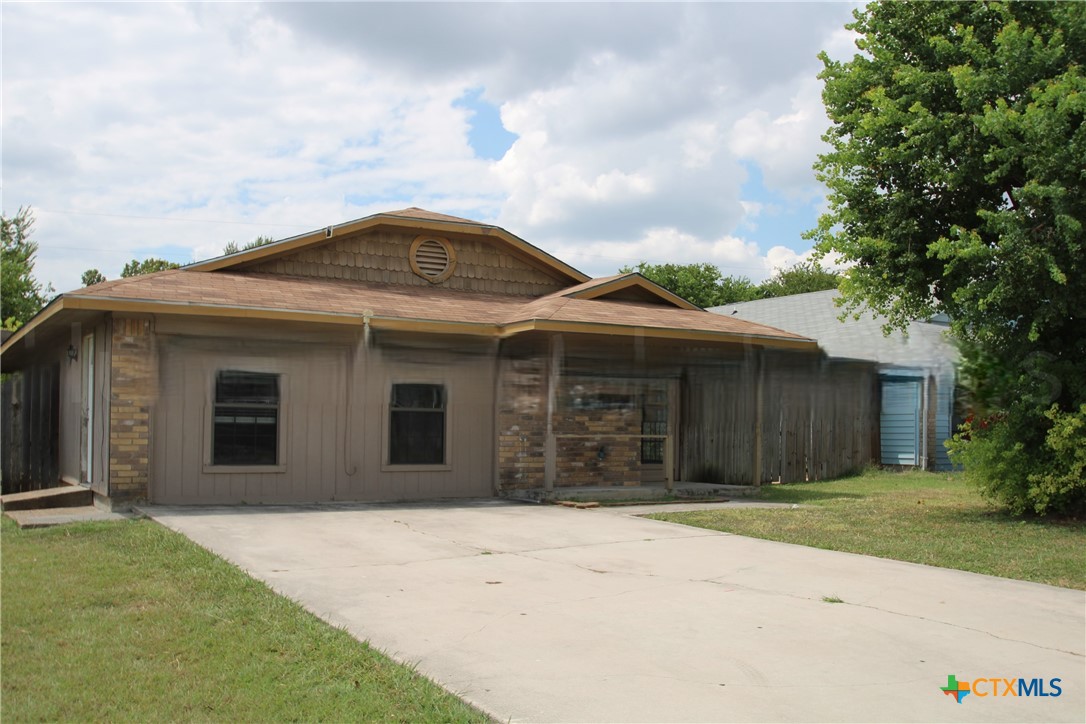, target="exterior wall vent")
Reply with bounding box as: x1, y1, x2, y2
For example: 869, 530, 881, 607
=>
409, 235, 456, 283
